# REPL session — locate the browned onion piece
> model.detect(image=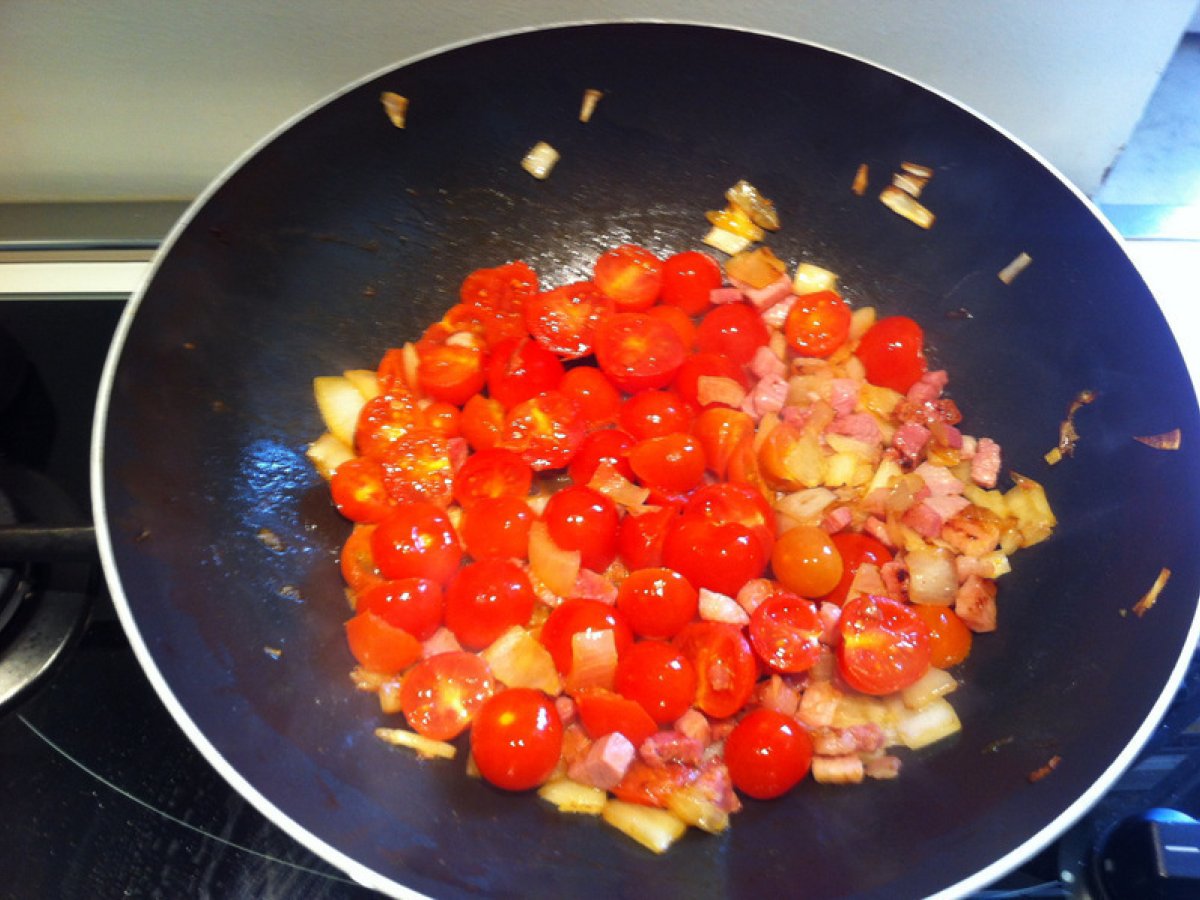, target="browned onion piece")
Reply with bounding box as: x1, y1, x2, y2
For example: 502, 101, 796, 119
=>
1133, 567, 1171, 618
852, 163, 869, 196
879, 185, 935, 229
579, 88, 603, 122
1134, 428, 1182, 450
380, 91, 408, 128
1044, 389, 1096, 464
726, 180, 780, 231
